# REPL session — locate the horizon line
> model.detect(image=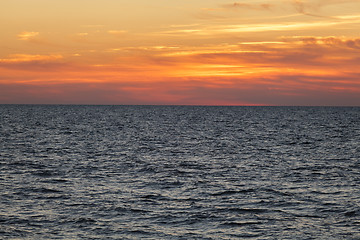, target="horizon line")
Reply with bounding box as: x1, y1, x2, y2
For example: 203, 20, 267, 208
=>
0, 104, 359, 107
